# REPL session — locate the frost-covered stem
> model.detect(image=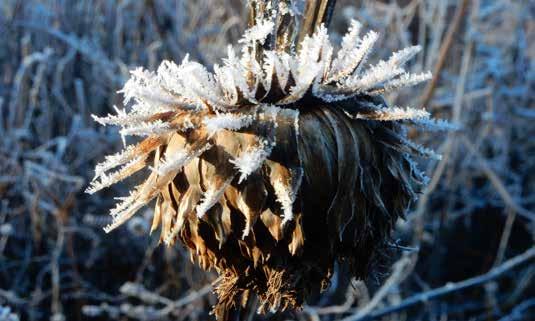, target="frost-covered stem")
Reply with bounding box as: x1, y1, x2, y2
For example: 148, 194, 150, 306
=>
248, 0, 337, 54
